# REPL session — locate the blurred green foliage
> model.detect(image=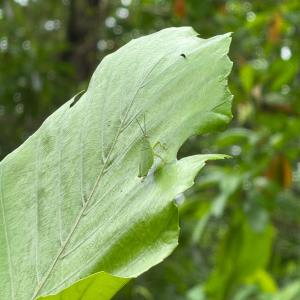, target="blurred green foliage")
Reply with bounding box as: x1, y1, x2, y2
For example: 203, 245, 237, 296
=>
1, 0, 300, 299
